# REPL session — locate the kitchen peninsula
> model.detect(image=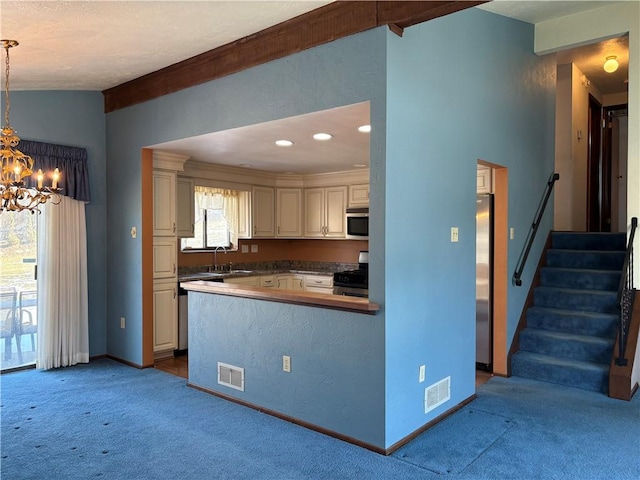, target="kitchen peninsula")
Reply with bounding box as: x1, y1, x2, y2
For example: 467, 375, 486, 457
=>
182, 275, 382, 448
